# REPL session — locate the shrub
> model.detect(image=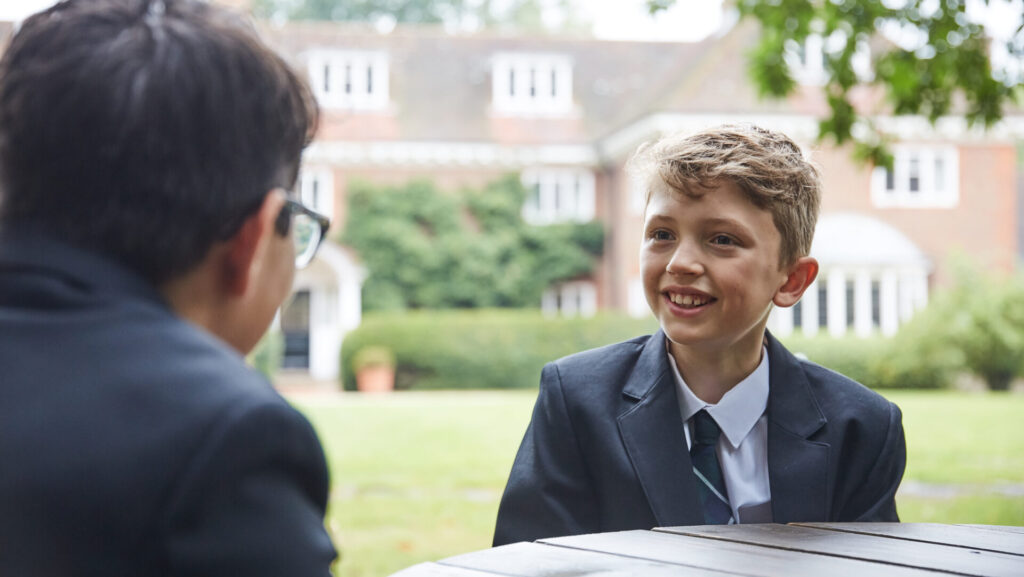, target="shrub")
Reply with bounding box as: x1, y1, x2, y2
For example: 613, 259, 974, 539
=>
341, 176, 604, 311
780, 330, 954, 390
917, 263, 1024, 391
352, 346, 396, 372
340, 310, 658, 391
